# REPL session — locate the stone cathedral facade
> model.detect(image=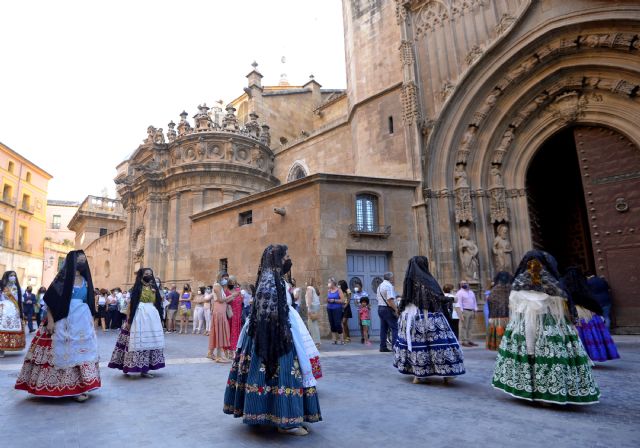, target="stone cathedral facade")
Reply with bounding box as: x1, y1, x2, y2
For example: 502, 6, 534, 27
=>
76, 0, 640, 334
